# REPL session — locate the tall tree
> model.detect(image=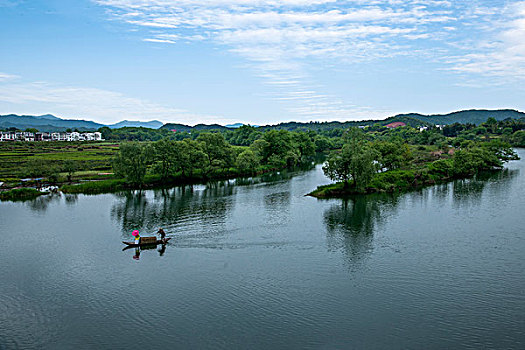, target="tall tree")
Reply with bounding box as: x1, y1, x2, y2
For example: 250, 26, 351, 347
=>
292, 132, 315, 160
177, 139, 207, 177
62, 160, 78, 183
197, 132, 234, 174
323, 128, 379, 190
236, 149, 260, 173
113, 142, 151, 186
154, 138, 177, 179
